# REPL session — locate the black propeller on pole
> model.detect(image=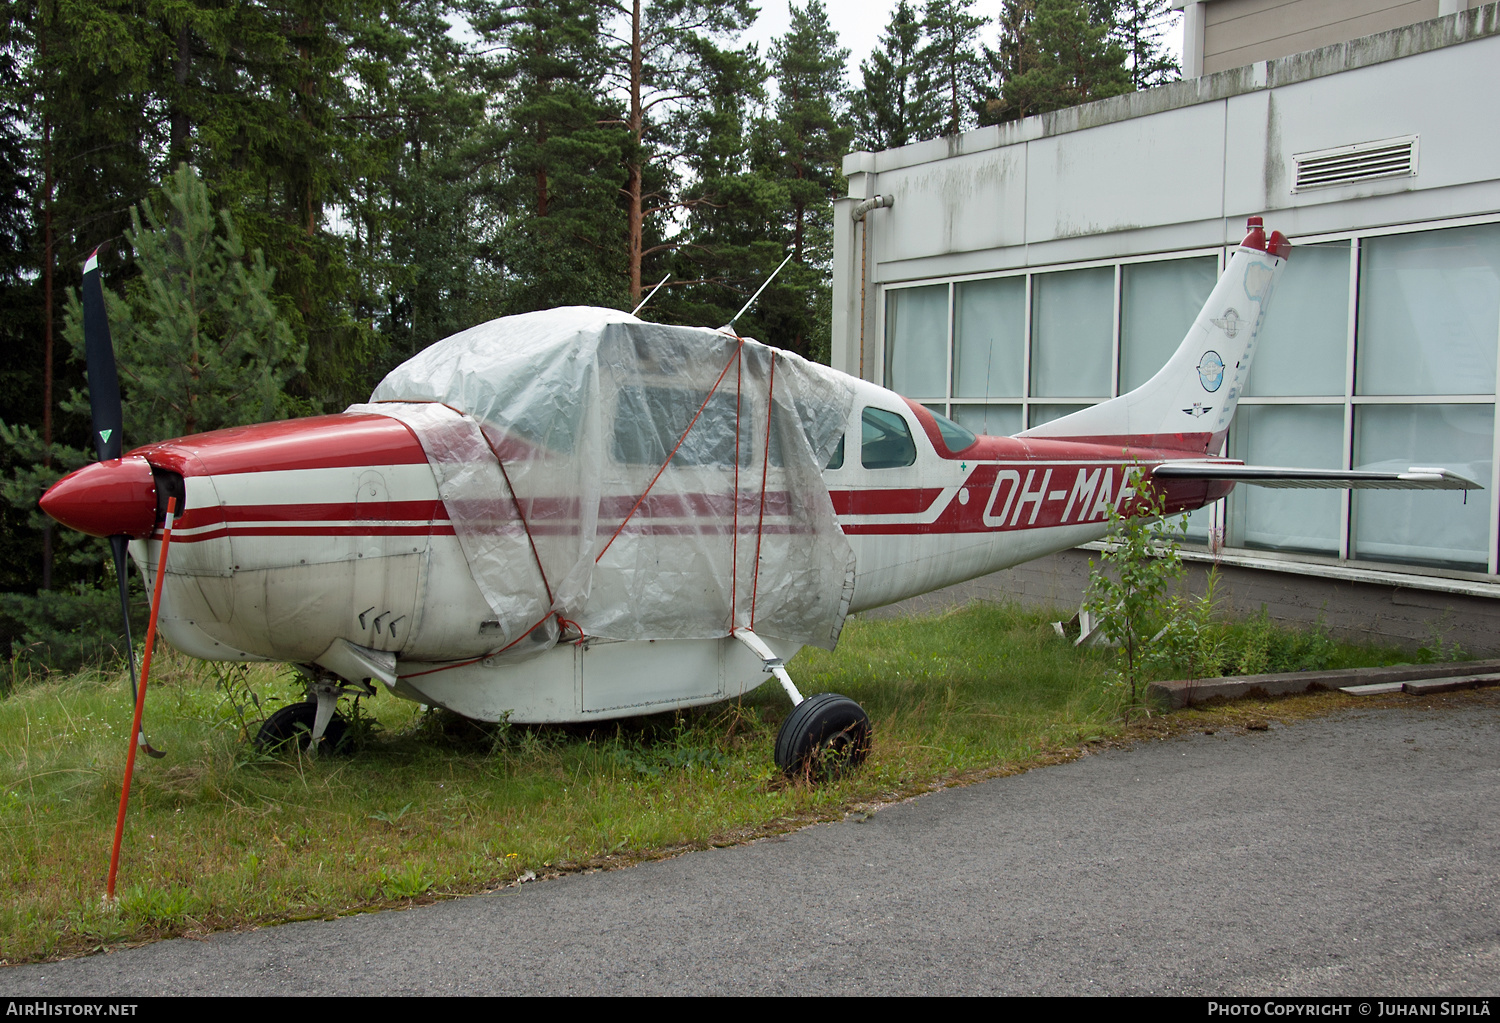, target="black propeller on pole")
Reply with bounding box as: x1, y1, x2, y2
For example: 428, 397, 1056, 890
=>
81, 248, 165, 758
